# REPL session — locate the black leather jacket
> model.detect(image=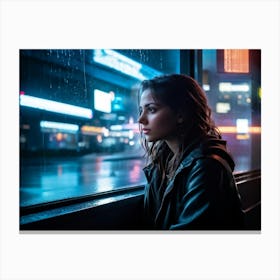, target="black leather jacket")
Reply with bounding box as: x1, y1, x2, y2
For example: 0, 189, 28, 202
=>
143, 136, 244, 230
